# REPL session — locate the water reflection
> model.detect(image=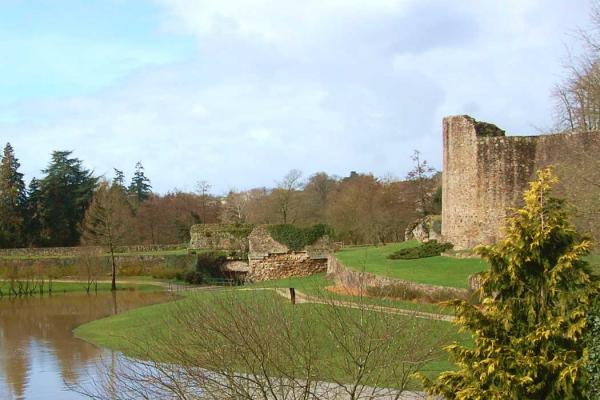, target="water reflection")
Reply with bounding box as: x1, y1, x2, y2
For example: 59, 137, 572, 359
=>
0, 291, 171, 400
